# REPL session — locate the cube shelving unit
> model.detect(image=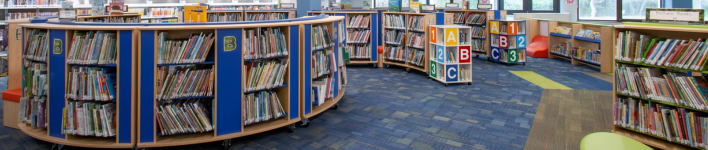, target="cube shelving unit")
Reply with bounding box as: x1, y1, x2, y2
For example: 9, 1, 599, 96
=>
428, 25, 473, 86
489, 19, 527, 66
